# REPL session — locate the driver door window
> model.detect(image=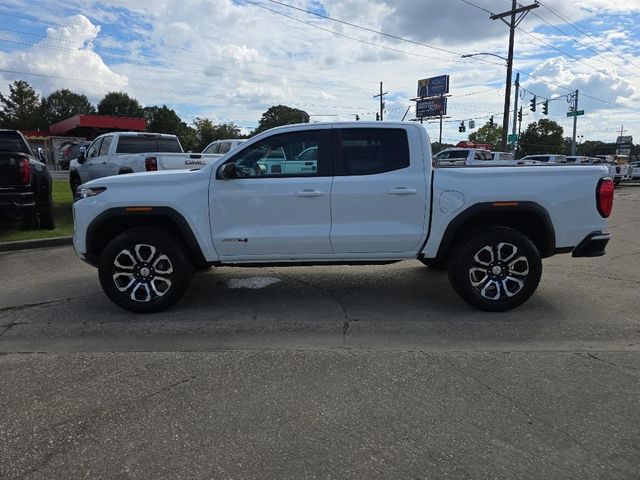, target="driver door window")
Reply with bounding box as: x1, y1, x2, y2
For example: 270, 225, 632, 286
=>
223, 131, 325, 178
86, 138, 103, 161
